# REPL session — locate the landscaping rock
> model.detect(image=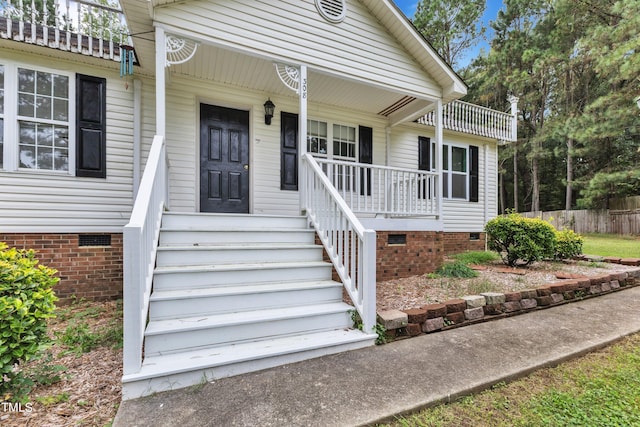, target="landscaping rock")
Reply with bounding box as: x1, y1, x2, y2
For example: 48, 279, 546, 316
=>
402, 308, 428, 324
603, 256, 621, 264
550, 293, 564, 304
422, 317, 444, 333
610, 280, 620, 290
589, 284, 602, 295
504, 292, 522, 302
445, 312, 465, 325
483, 303, 503, 315
601, 281, 612, 292
481, 292, 505, 305
405, 323, 423, 337
377, 310, 408, 330
576, 278, 592, 289
620, 258, 640, 266
536, 285, 553, 297
563, 291, 576, 300
462, 295, 486, 308
536, 296, 553, 306
421, 303, 447, 319
464, 306, 484, 321
520, 298, 537, 309
443, 298, 467, 313
520, 290, 538, 299
502, 301, 522, 312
